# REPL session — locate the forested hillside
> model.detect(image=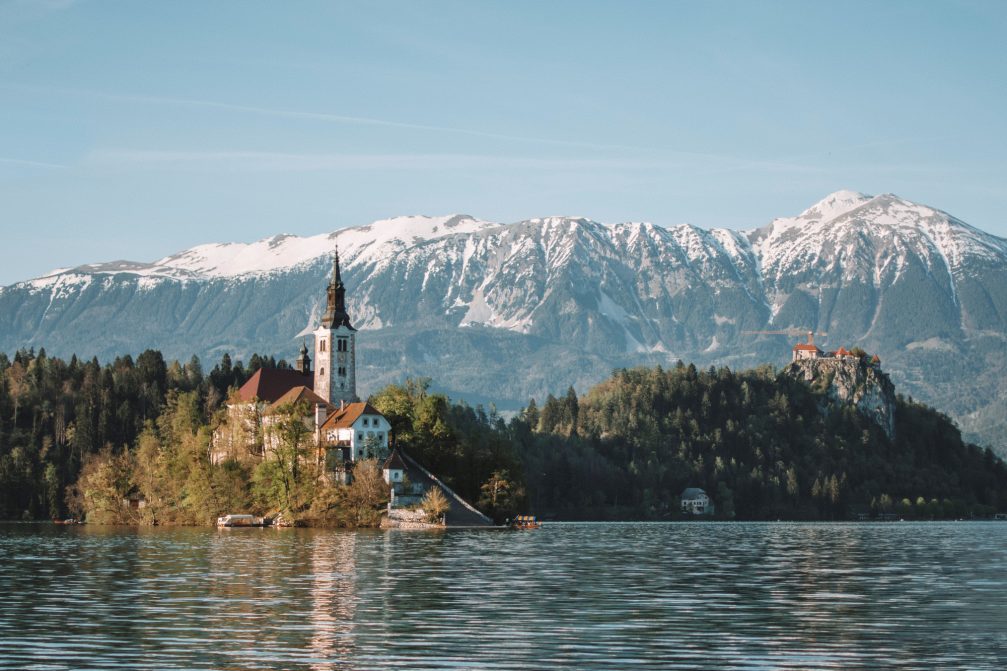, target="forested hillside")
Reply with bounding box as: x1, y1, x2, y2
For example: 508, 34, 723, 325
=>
0, 348, 523, 523
0, 348, 1003, 522
0, 347, 268, 520
514, 363, 1006, 520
